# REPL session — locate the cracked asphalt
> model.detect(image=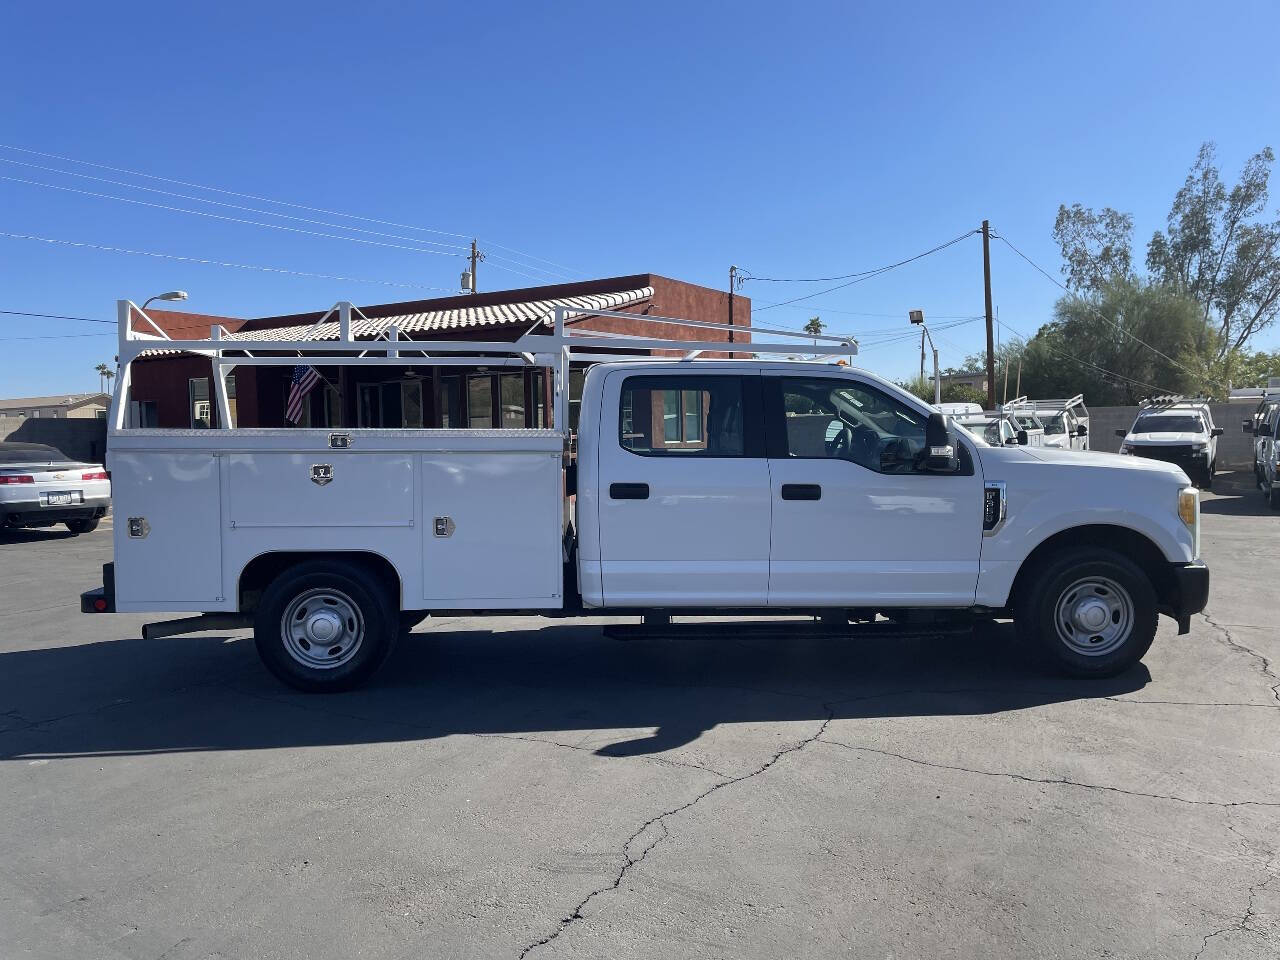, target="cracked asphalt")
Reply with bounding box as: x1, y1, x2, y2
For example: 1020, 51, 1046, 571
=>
1, 473, 1277, 959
